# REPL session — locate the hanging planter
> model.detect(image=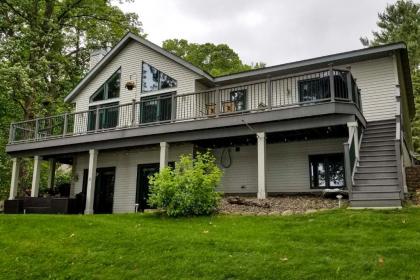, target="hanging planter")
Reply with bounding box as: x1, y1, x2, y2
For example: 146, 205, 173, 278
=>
125, 81, 136, 90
